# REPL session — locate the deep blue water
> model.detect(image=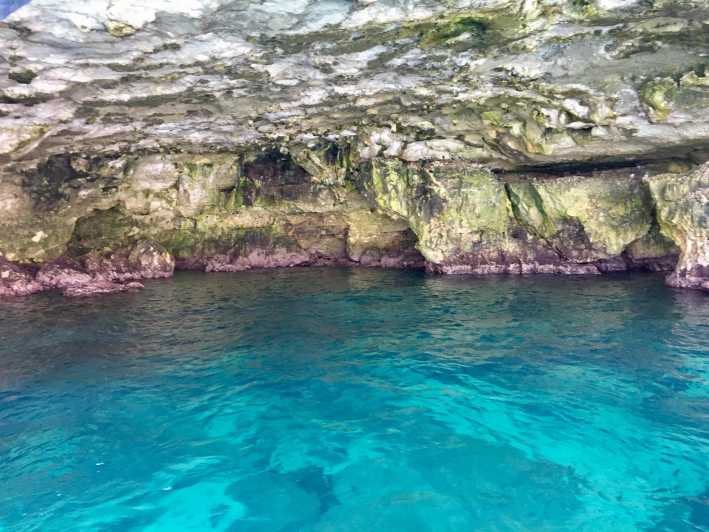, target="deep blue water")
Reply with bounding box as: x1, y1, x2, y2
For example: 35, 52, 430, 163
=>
0, 269, 707, 531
